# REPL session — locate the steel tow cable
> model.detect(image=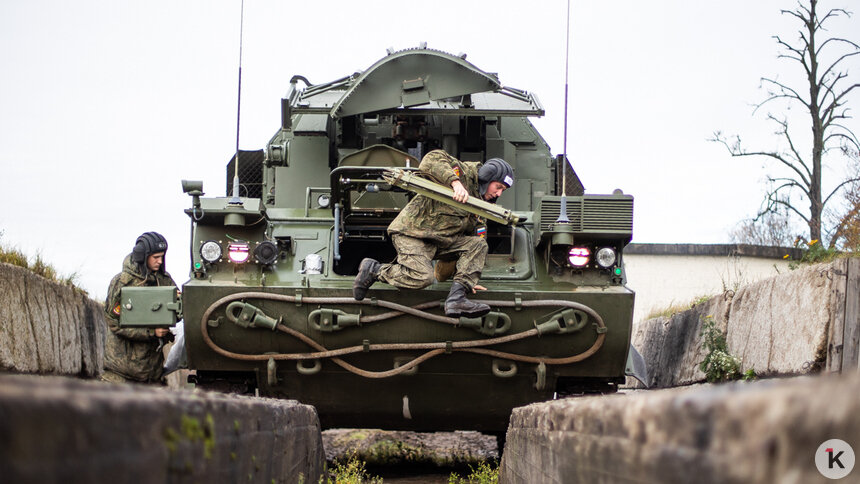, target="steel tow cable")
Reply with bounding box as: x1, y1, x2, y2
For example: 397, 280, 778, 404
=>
200, 292, 606, 379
